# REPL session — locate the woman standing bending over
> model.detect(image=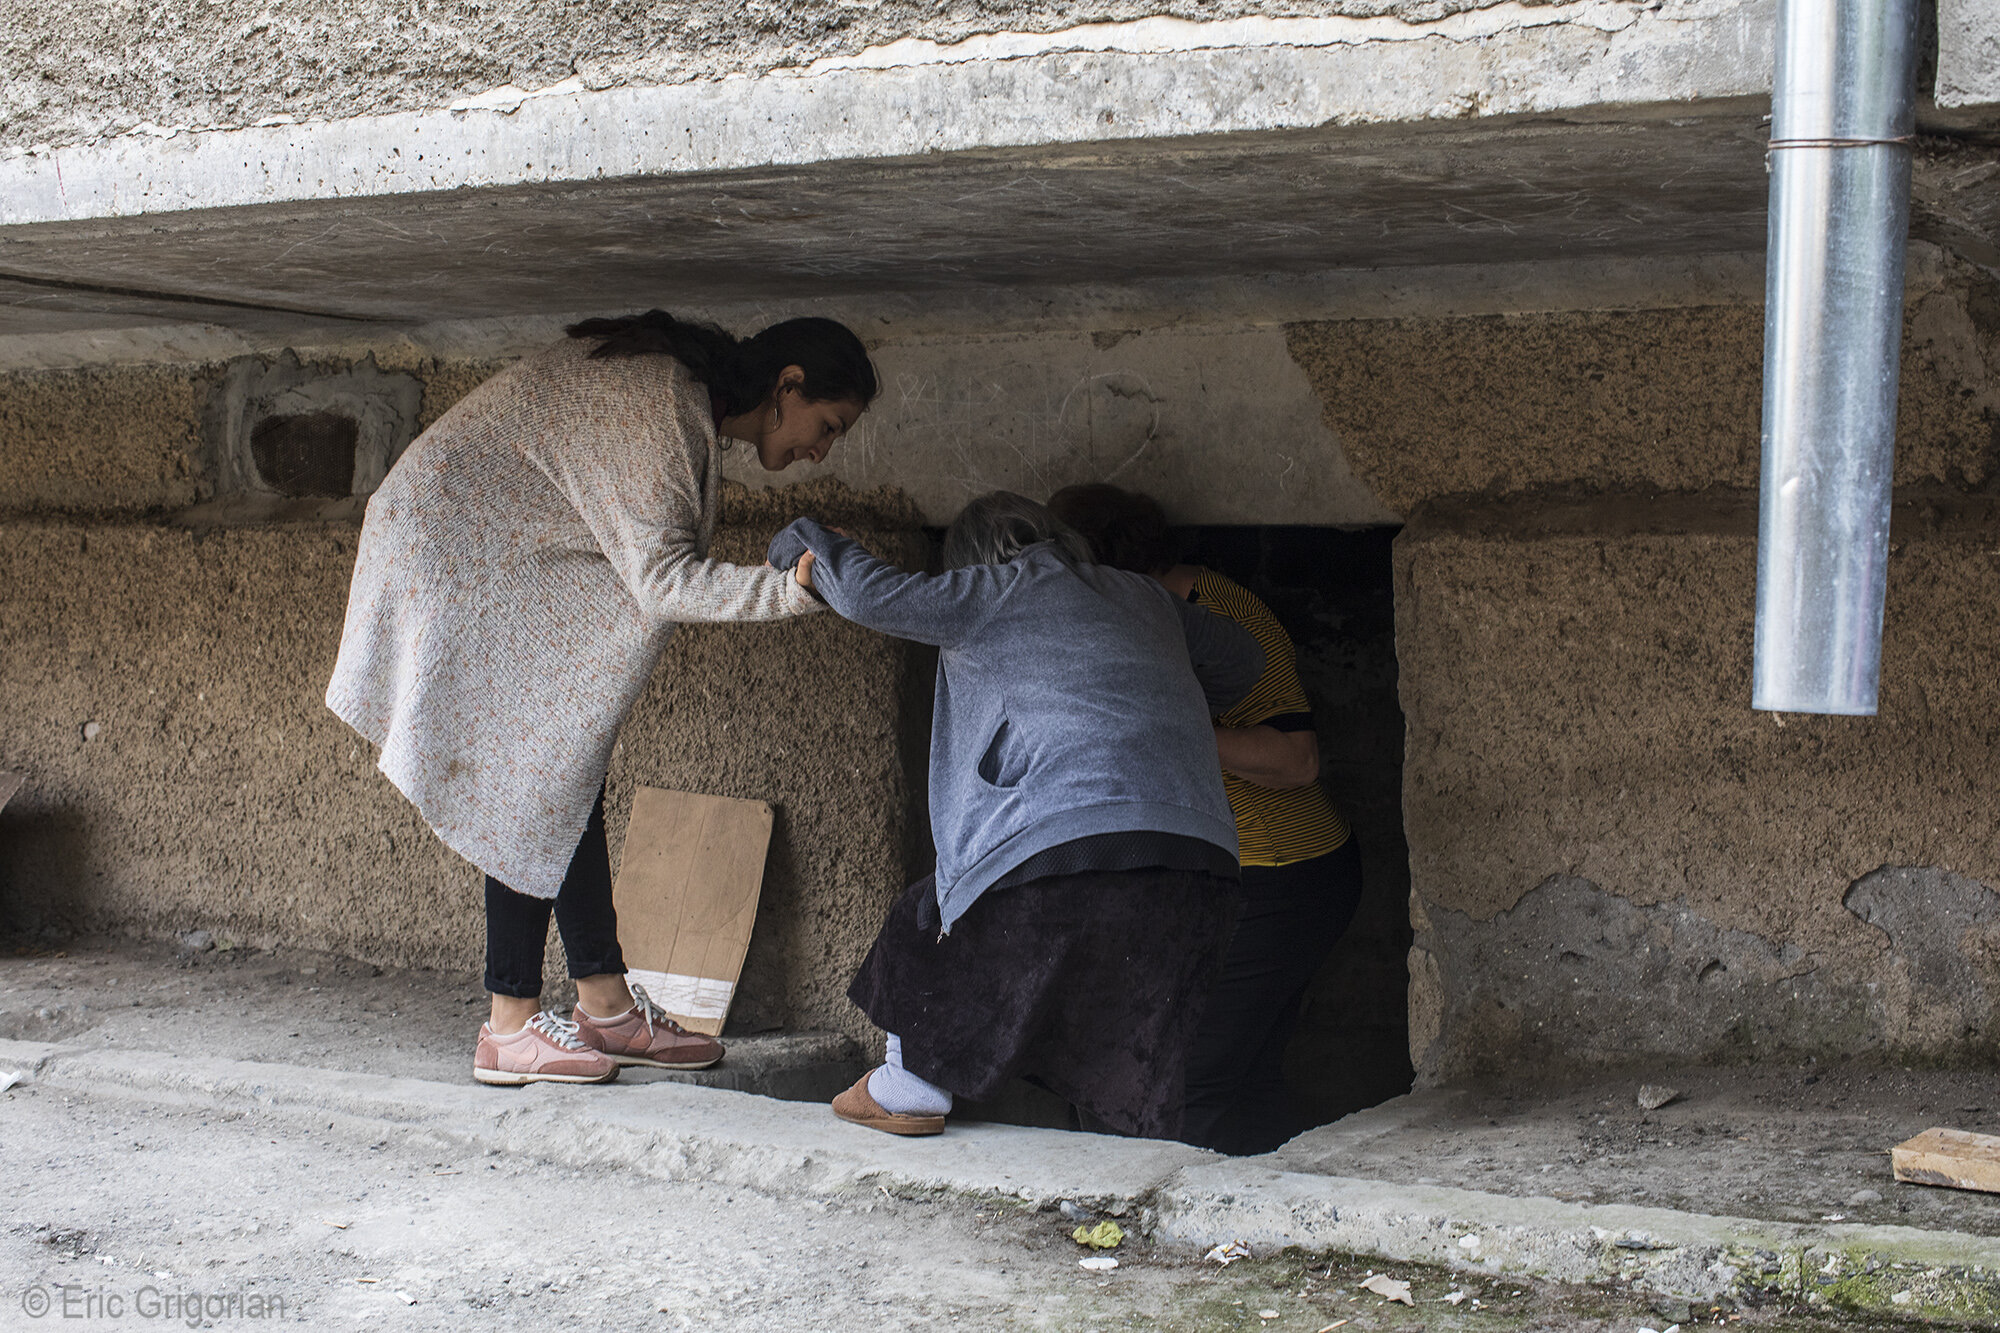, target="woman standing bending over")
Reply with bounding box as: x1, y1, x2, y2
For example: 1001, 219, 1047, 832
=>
327, 311, 876, 1085
770, 492, 1264, 1139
